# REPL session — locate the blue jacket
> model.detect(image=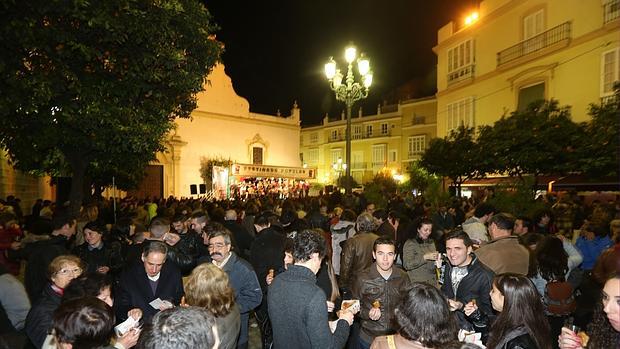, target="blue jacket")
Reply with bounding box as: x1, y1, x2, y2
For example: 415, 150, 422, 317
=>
268, 265, 350, 349
575, 235, 612, 270
221, 252, 262, 347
